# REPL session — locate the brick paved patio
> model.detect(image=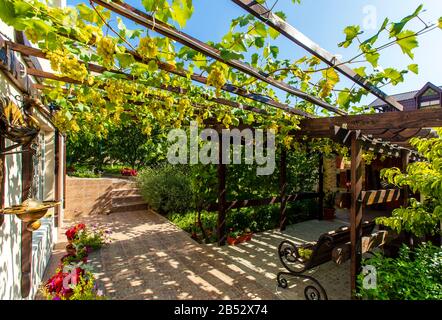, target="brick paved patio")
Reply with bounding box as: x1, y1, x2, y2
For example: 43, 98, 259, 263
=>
43, 209, 356, 300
